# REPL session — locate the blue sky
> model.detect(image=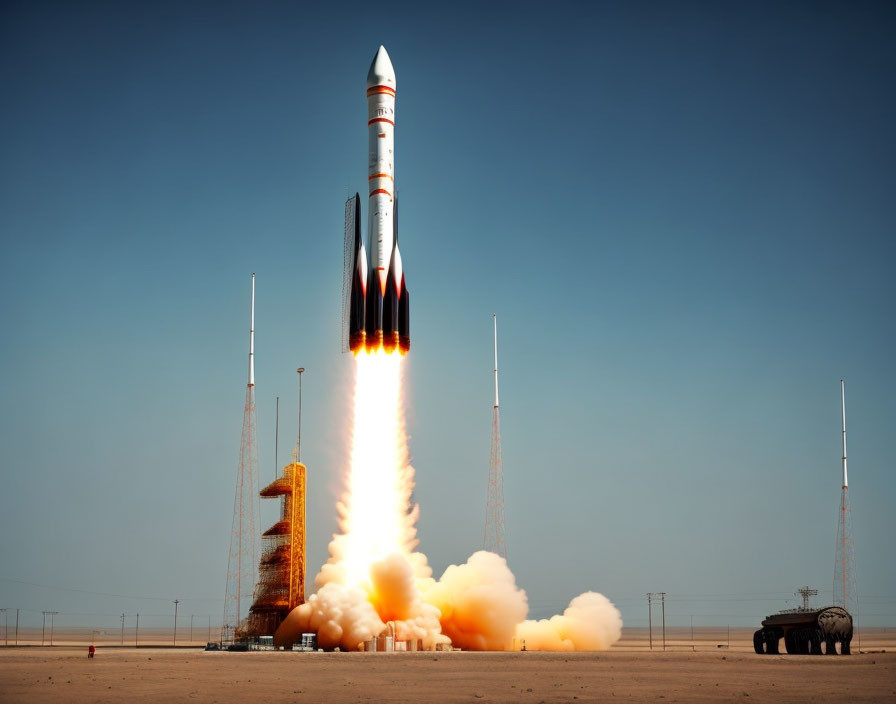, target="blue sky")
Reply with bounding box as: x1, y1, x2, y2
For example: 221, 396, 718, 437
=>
1, 0, 894, 633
